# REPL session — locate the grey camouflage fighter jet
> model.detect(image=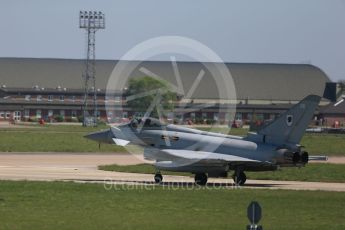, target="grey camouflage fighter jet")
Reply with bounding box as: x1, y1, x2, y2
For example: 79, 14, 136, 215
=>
85, 95, 327, 185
